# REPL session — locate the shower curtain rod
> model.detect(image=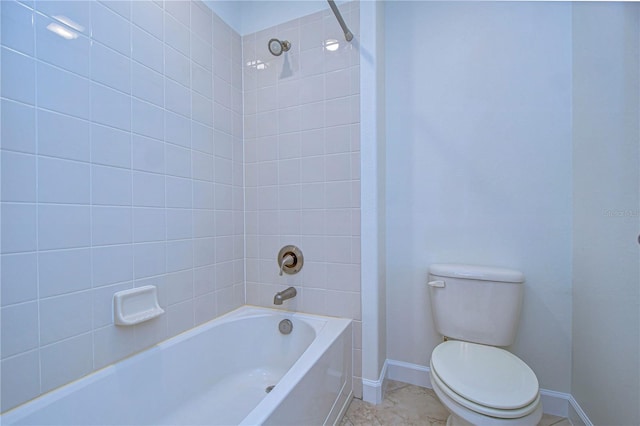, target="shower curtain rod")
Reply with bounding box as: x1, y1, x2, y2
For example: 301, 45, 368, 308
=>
327, 0, 353, 42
